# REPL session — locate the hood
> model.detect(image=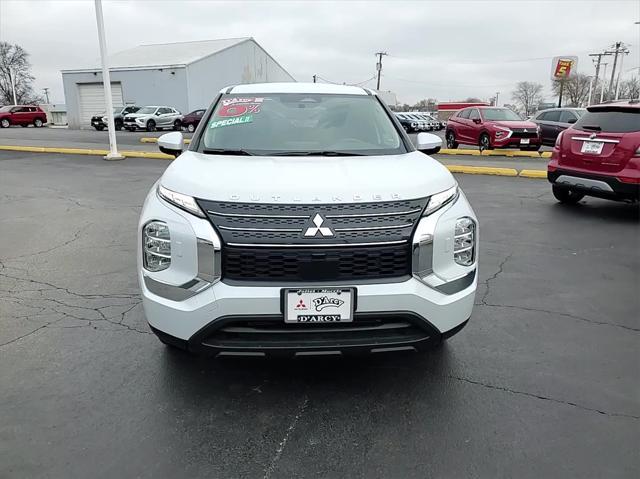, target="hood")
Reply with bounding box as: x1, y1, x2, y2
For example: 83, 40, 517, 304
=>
490, 120, 538, 129
160, 150, 456, 203
124, 113, 149, 119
